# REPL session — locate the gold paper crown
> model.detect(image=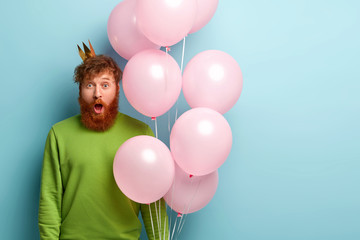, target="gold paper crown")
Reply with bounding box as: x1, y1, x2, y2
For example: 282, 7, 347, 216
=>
77, 40, 96, 61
